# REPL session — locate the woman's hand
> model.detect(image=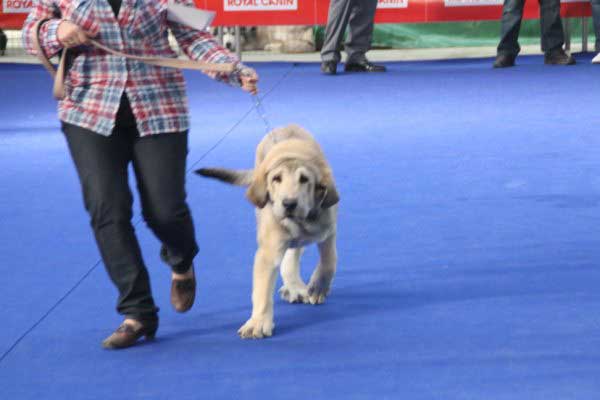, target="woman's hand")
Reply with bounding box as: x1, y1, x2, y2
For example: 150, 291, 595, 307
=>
240, 67, 259, 95
57, 20, 96, 48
